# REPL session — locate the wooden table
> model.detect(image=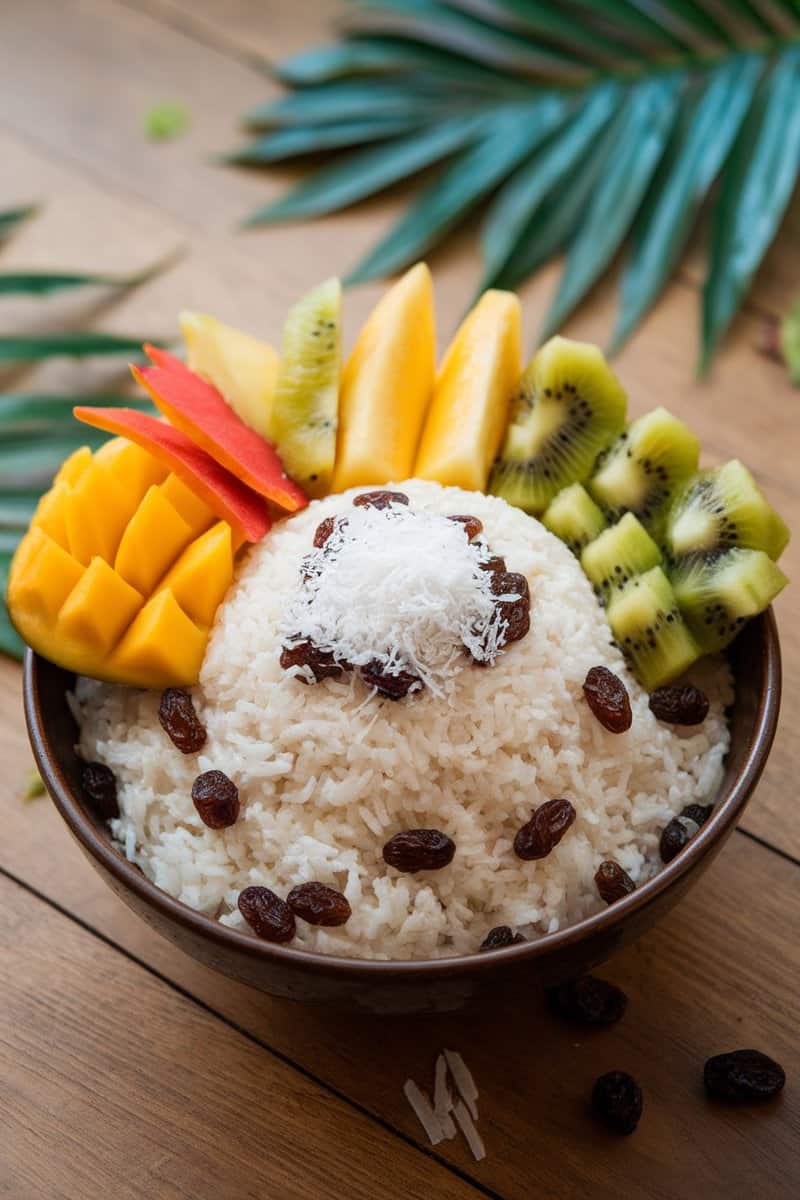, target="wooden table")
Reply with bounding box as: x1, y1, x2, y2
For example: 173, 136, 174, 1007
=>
1, 3, 798, 1197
